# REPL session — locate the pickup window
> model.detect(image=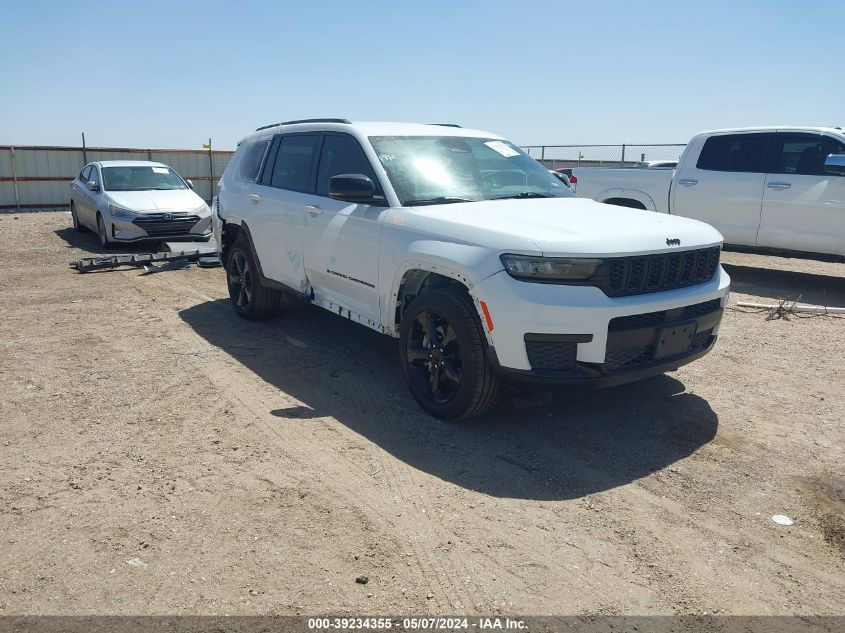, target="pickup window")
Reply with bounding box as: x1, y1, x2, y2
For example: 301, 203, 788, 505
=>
696, 133, 769, 173
773, 134, 845, 176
